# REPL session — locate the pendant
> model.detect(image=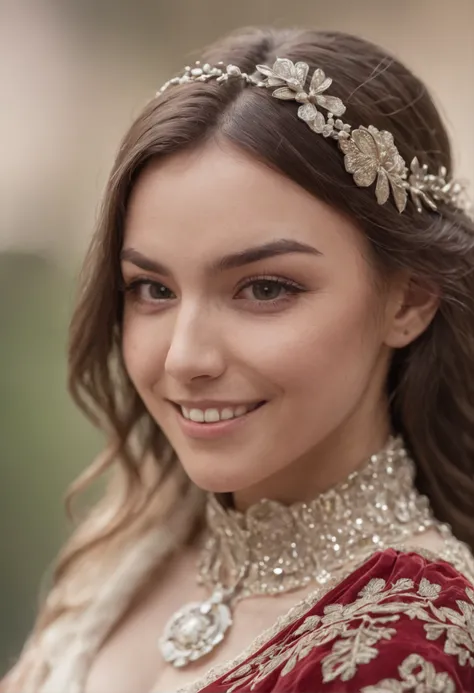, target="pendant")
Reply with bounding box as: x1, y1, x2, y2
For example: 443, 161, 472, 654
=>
159, 589, 233, 668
